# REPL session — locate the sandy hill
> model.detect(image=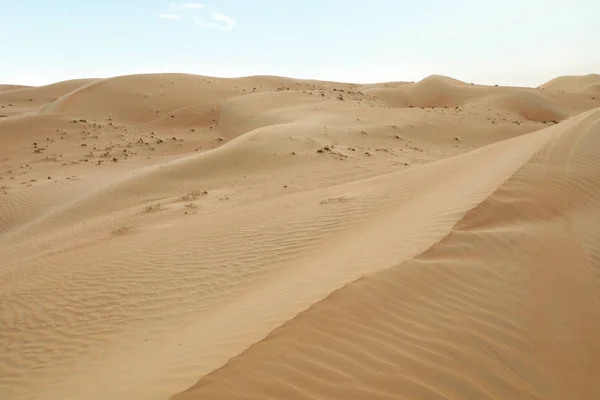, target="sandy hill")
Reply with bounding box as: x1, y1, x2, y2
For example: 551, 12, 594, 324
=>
0, 84, 31, 92
1, 73, 599, 400
540, 73, 600, 95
